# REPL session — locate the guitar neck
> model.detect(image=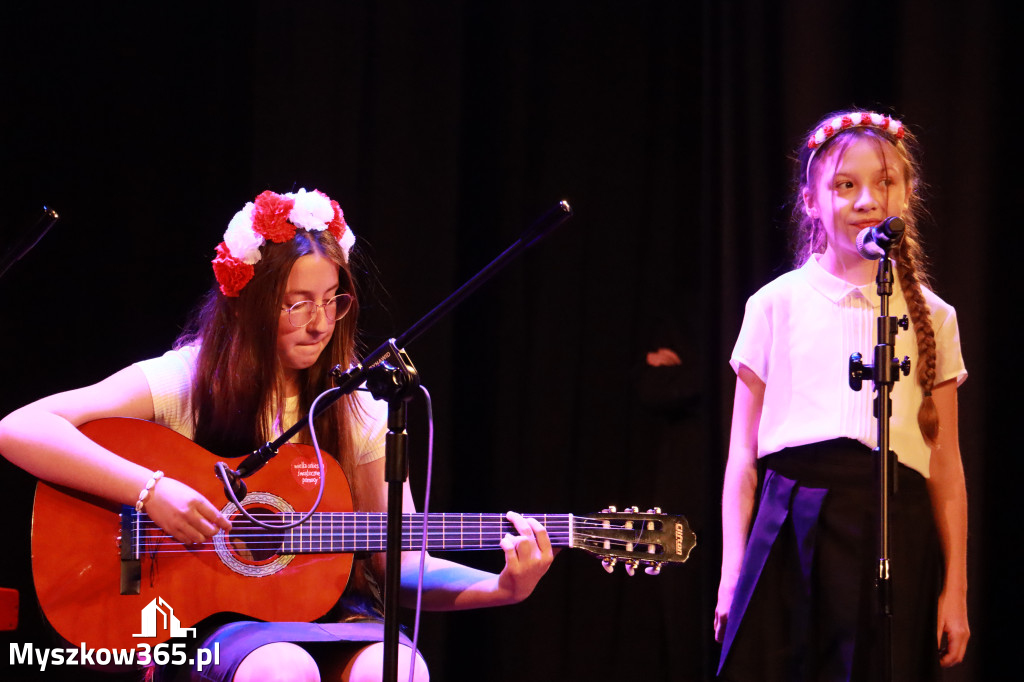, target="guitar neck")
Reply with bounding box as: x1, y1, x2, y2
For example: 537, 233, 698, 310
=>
279, 512, 573, 554
228, 512, 575, 554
